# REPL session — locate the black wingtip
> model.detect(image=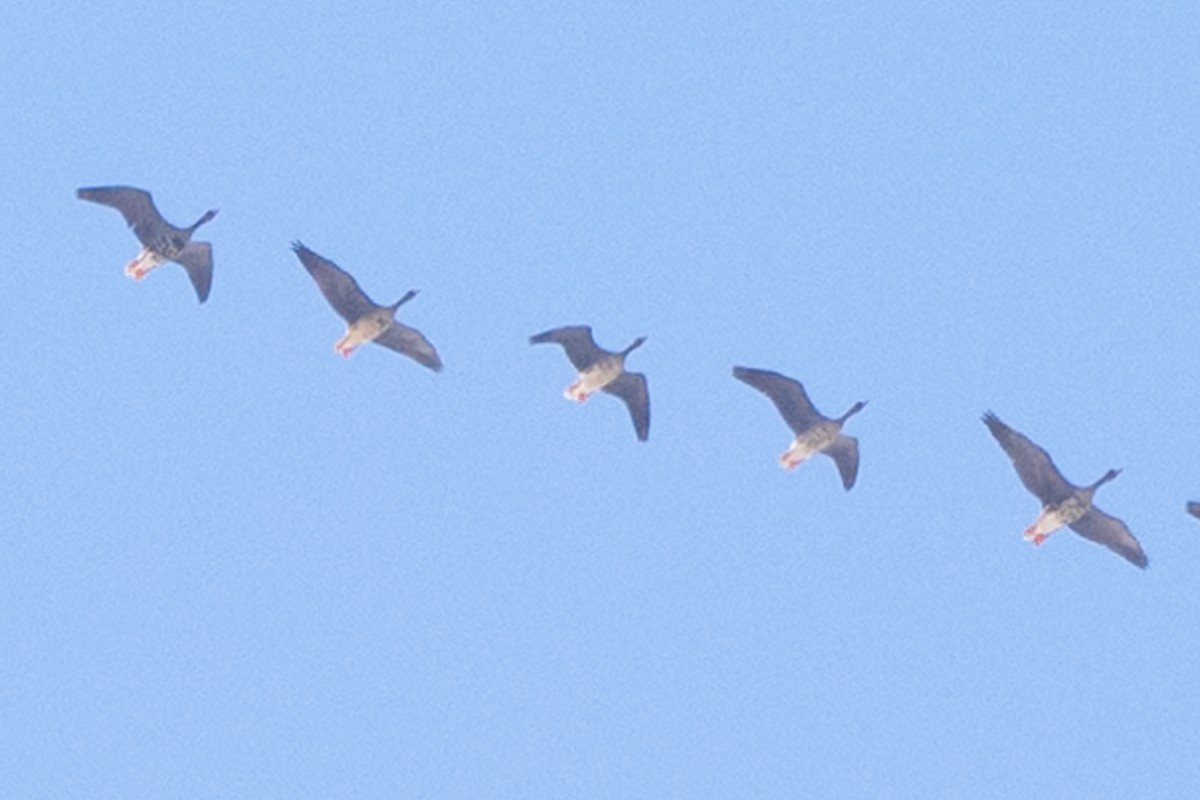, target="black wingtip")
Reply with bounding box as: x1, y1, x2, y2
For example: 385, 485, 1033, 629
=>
731, 365, 755, 382
1125, 547, 1149, 570
981, 411, 1006, 436
418, 353, 445, 373
634, 416, 650, 442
